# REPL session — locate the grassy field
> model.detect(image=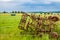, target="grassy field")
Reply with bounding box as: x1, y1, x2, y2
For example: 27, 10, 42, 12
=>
0, 13, 60, 40
0, 15, 21, 40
